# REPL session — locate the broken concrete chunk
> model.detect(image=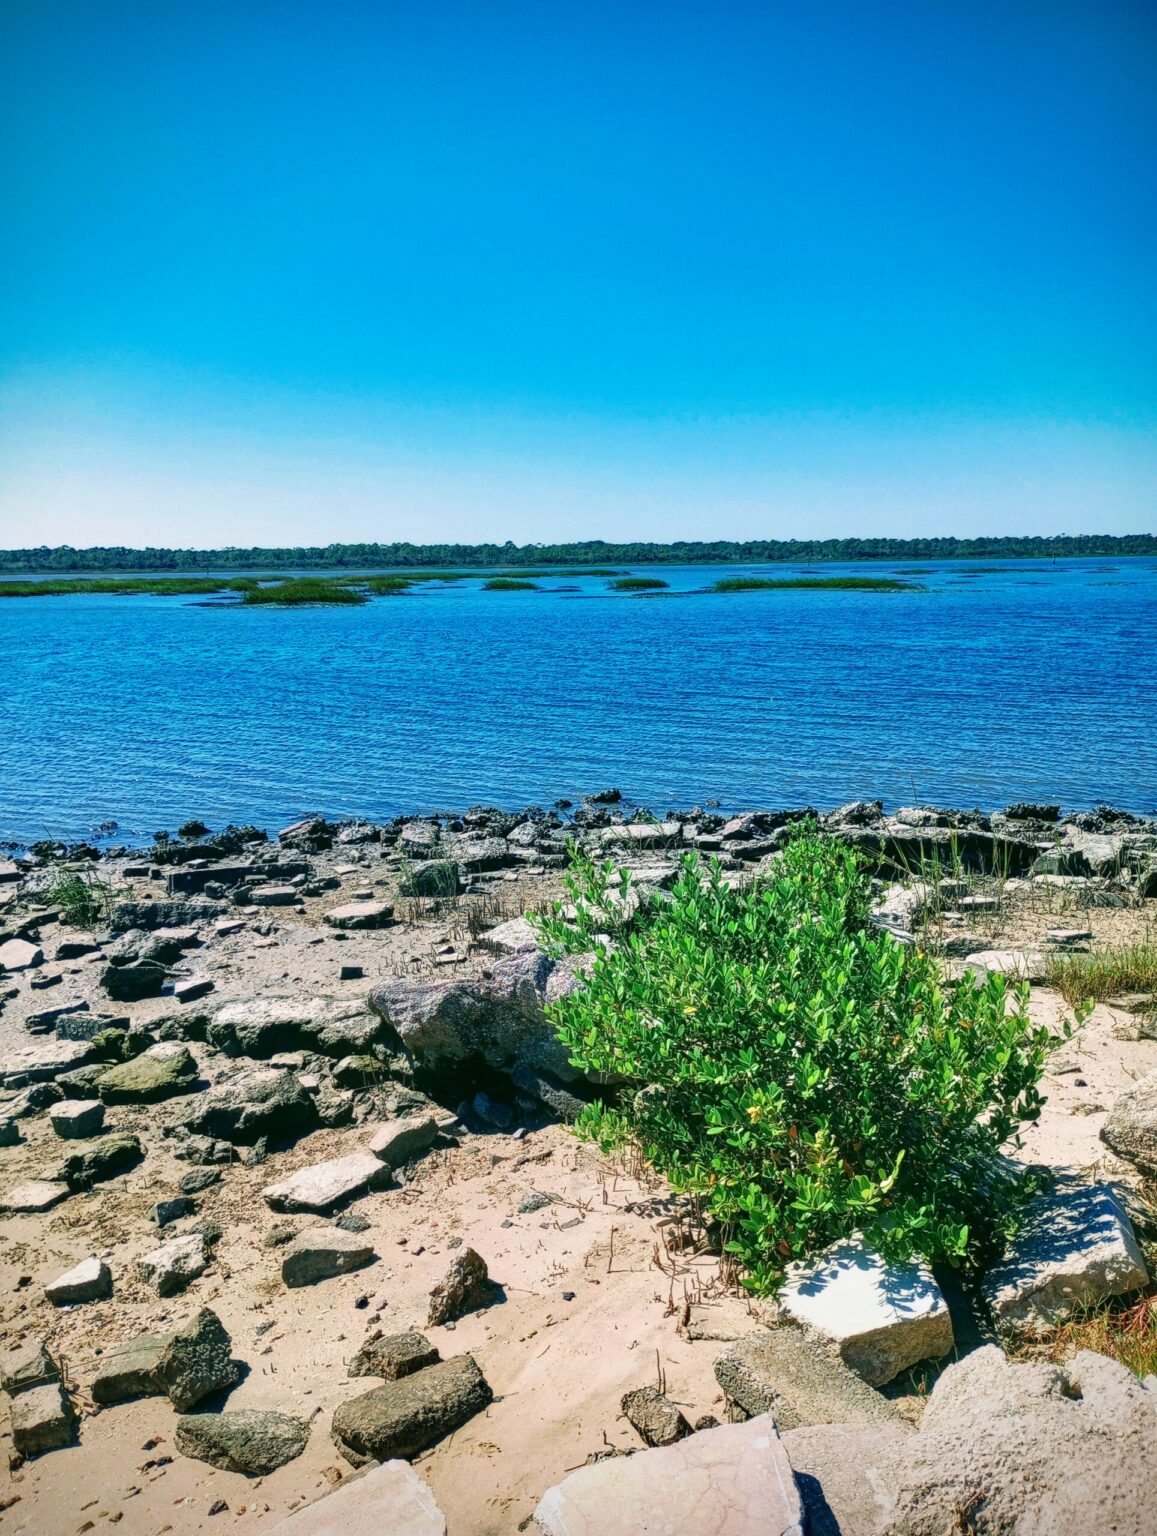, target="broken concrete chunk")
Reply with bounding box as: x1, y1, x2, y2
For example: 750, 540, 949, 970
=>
331, 1354, 492, 1465
621, 1385, 691, 1447
367, 1115, 440, 1169
534, 1414, 805, 1536
1, 1179, 70, 1214
10, 1381, 74, 1456
1101, 1069, 1157, 1176
90, 1332, 175, 1405
0, 1340, 59, 1396
348, 1330, 440, 1380
45, 1255, 112, 1306
427, 1247, 494, 1326
175, 1408, 310, 1475
714, 1329, 906, 1431
282, 1226, 375, 1287
48, 1098, 105, 1139
137, 1232, 209, 1296
324, 900, 394, 930
264, 1458, 447, 1536
777, 1236, 953, 1386
262, 1150, 392, 1213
